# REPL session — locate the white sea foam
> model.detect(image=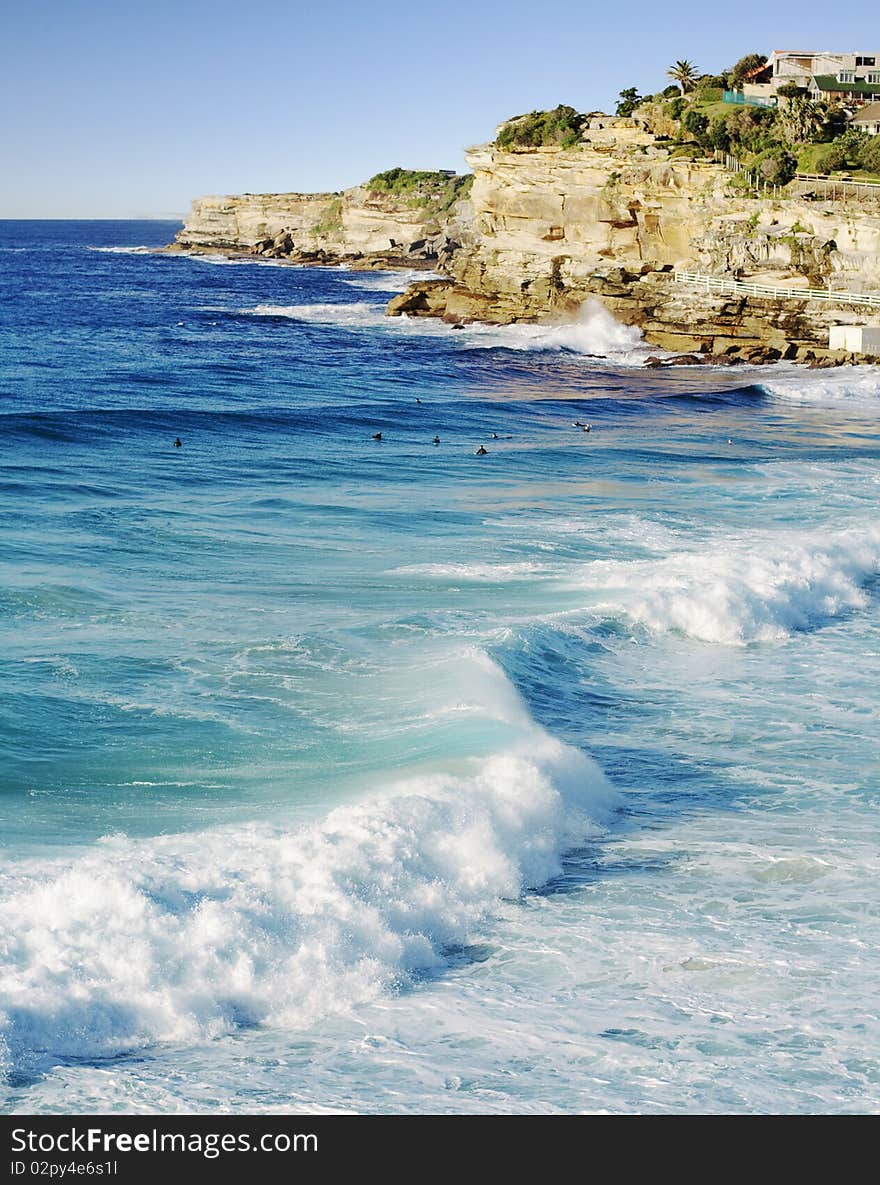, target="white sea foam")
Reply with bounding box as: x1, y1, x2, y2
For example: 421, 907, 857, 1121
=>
242, 298, 647, 361
0, 654, 613, 1070
579, 525, 880, 644
759, 366, 880, 406
88, 246, 153, 255
391, 561, 552, 581
193, 253, 293, 267
246, 301, 389, 327
341, 269, 443, 292
465, 300, 646, 359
